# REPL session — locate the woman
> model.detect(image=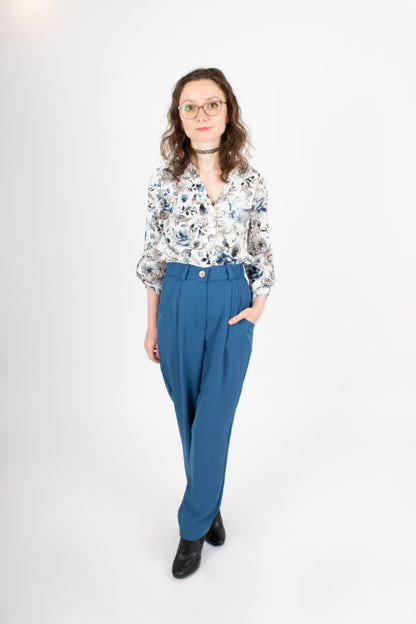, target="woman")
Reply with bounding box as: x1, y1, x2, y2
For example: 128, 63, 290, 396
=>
136, 67, 275, 579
